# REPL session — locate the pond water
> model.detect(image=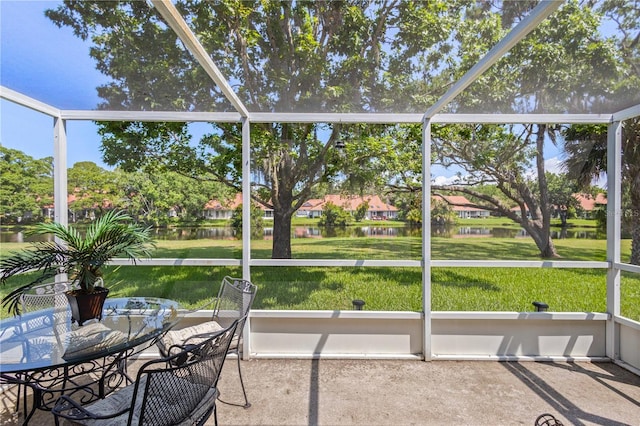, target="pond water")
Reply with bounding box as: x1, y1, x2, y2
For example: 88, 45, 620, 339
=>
0, 225, 603, 243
